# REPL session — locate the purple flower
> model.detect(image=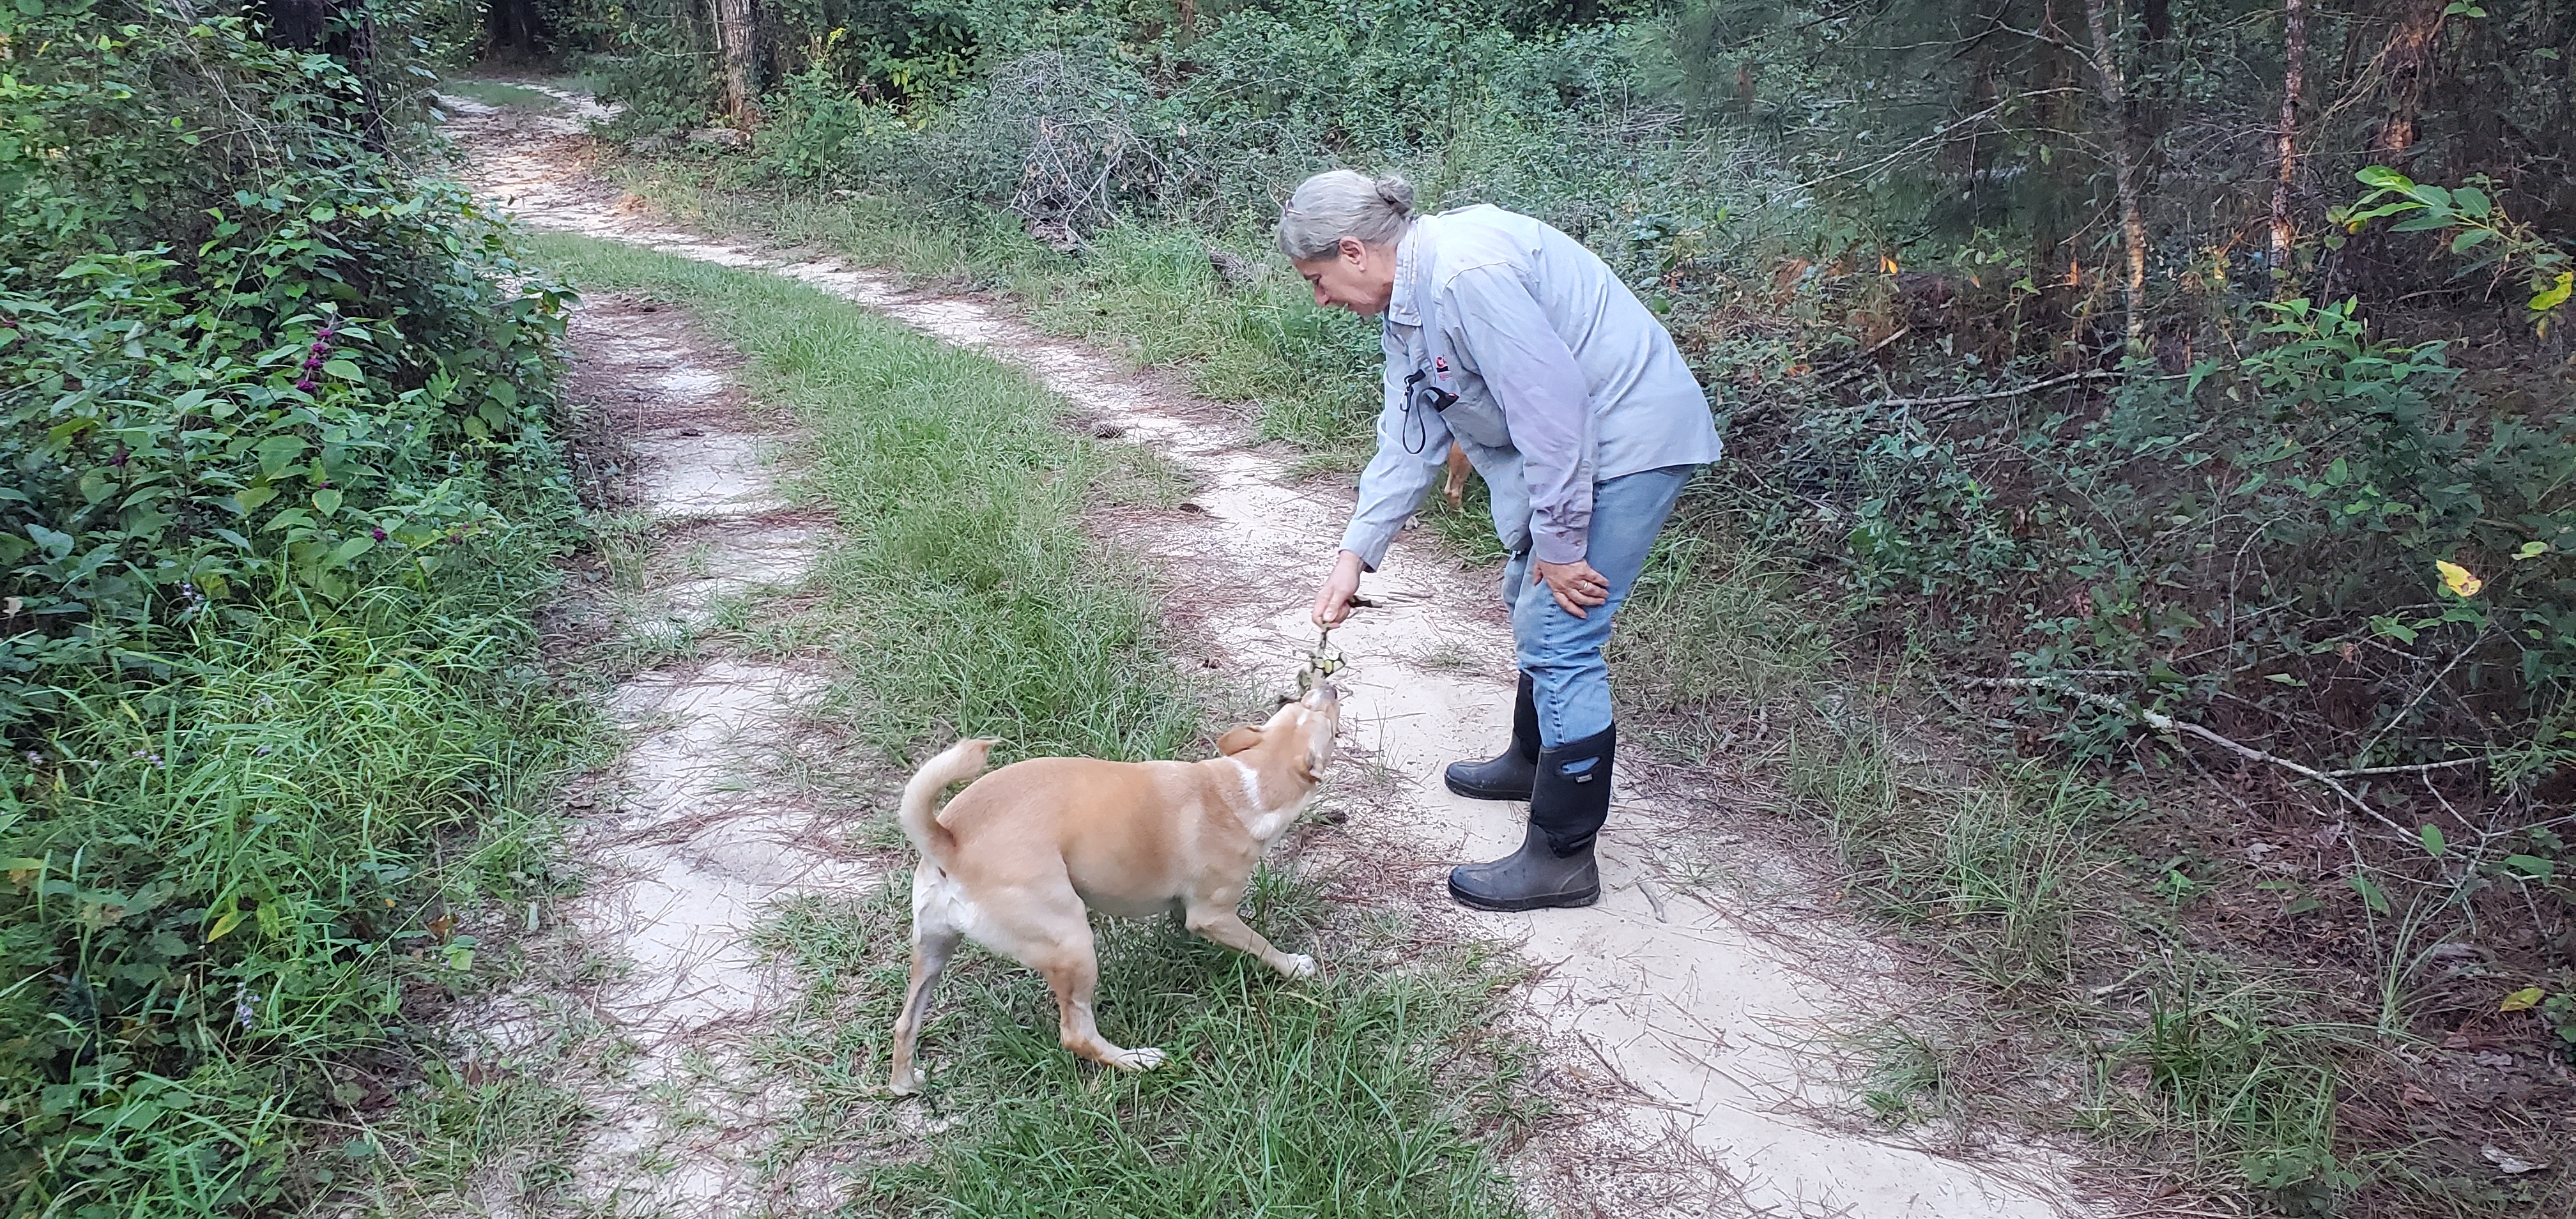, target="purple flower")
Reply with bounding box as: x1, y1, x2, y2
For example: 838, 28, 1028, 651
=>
110, 448, 130, 468
371, 527, 387, 542
295, 378, 316, 394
